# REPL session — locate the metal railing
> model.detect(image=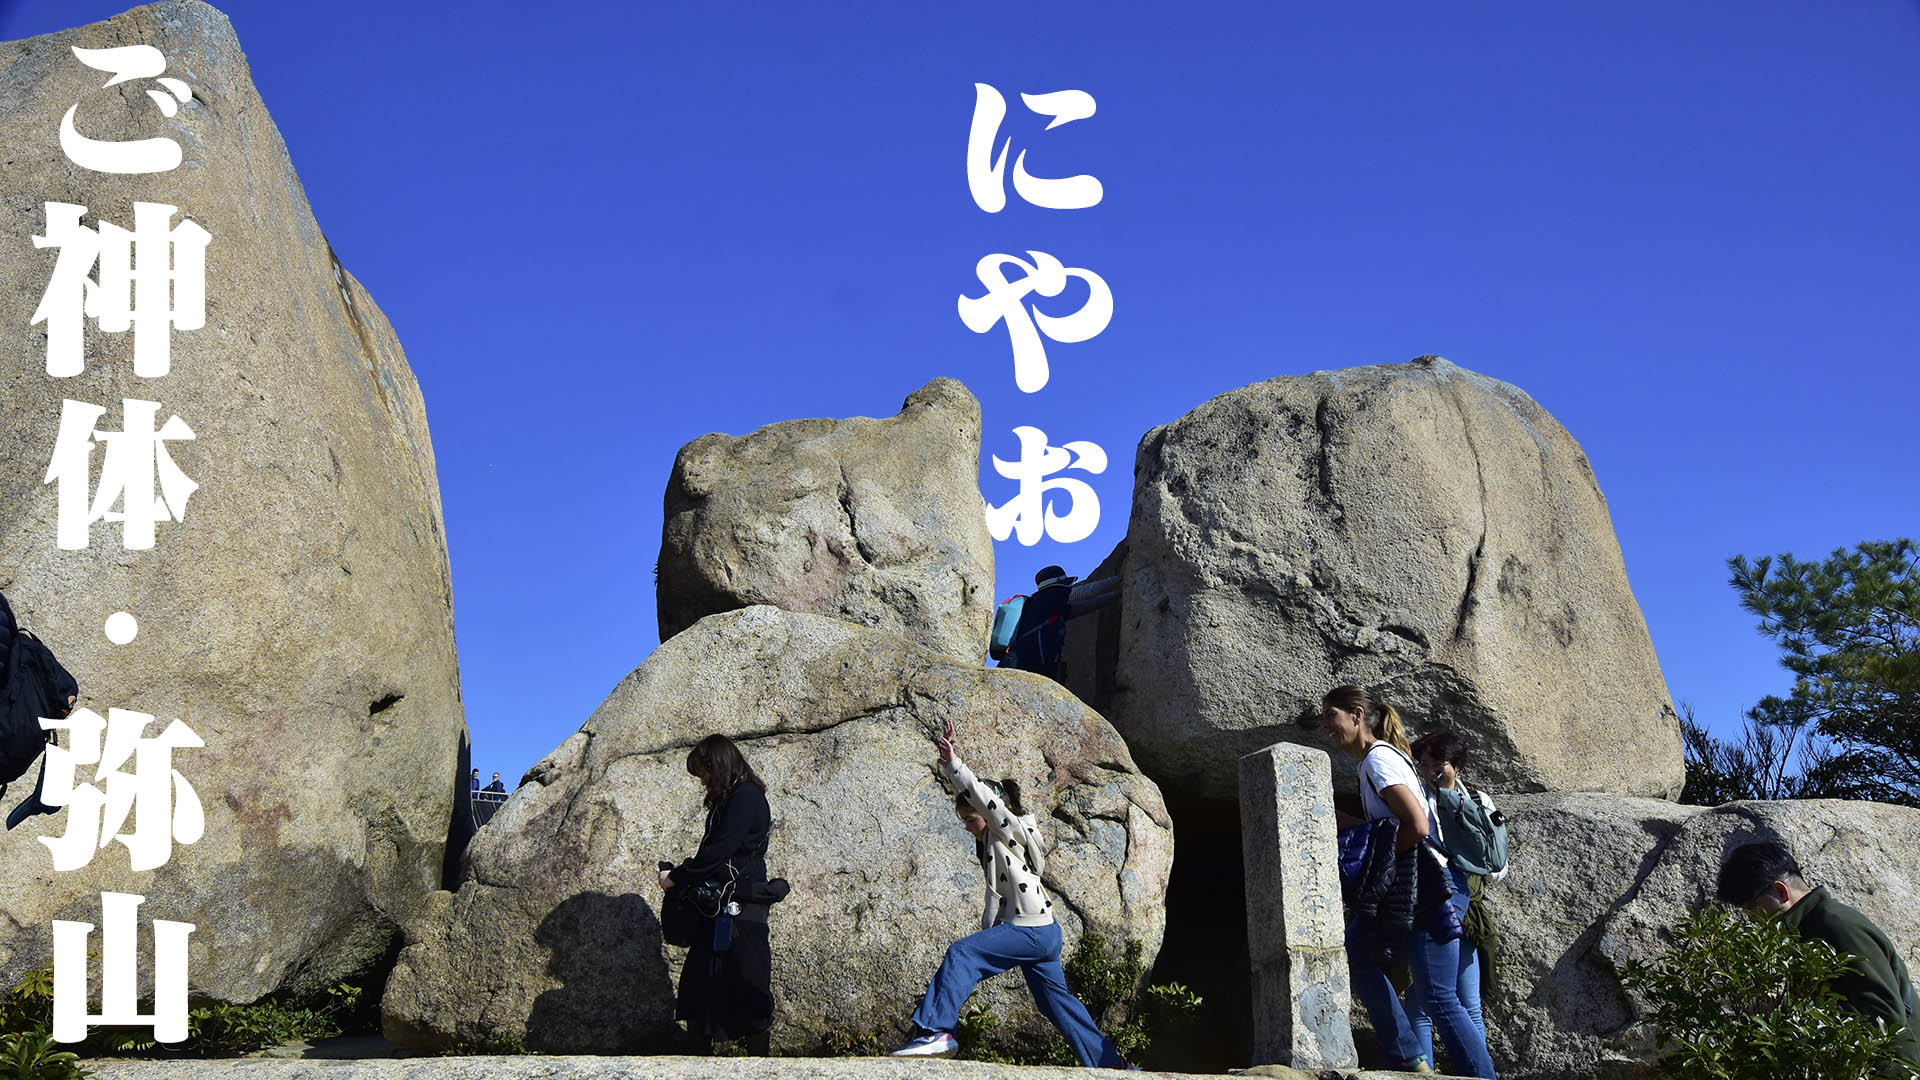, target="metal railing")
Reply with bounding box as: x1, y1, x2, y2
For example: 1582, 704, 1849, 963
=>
470, 787, 509, 827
